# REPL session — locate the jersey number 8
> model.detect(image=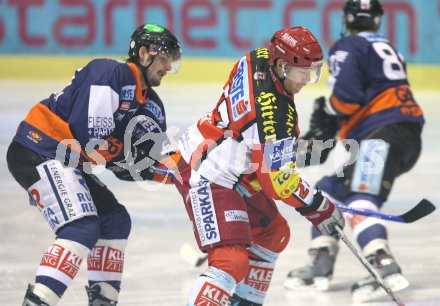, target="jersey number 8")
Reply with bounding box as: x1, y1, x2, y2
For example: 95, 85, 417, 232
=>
372, 41, 406, 80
